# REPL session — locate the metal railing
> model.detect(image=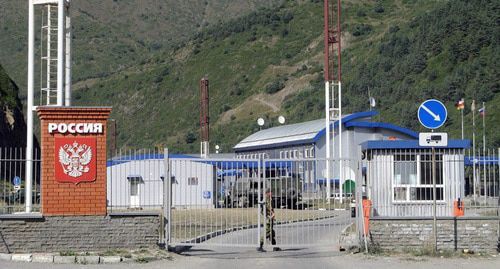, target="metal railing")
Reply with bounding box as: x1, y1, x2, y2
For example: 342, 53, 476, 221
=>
107, 149, 166, 213
0, 148, 41, 215
107, 152, 356, 248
